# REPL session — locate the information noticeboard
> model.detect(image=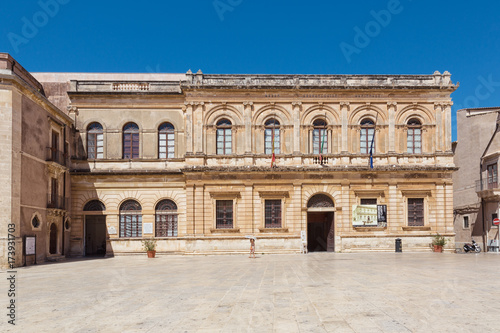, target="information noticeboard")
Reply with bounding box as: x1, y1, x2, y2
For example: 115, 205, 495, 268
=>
25, 236, 36, 256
